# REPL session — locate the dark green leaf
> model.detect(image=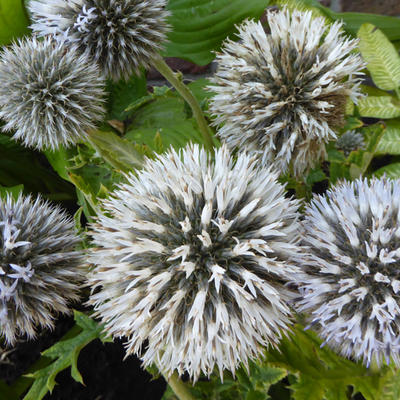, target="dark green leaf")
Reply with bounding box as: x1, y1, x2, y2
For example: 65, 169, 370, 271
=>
164, 0, 270, 65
